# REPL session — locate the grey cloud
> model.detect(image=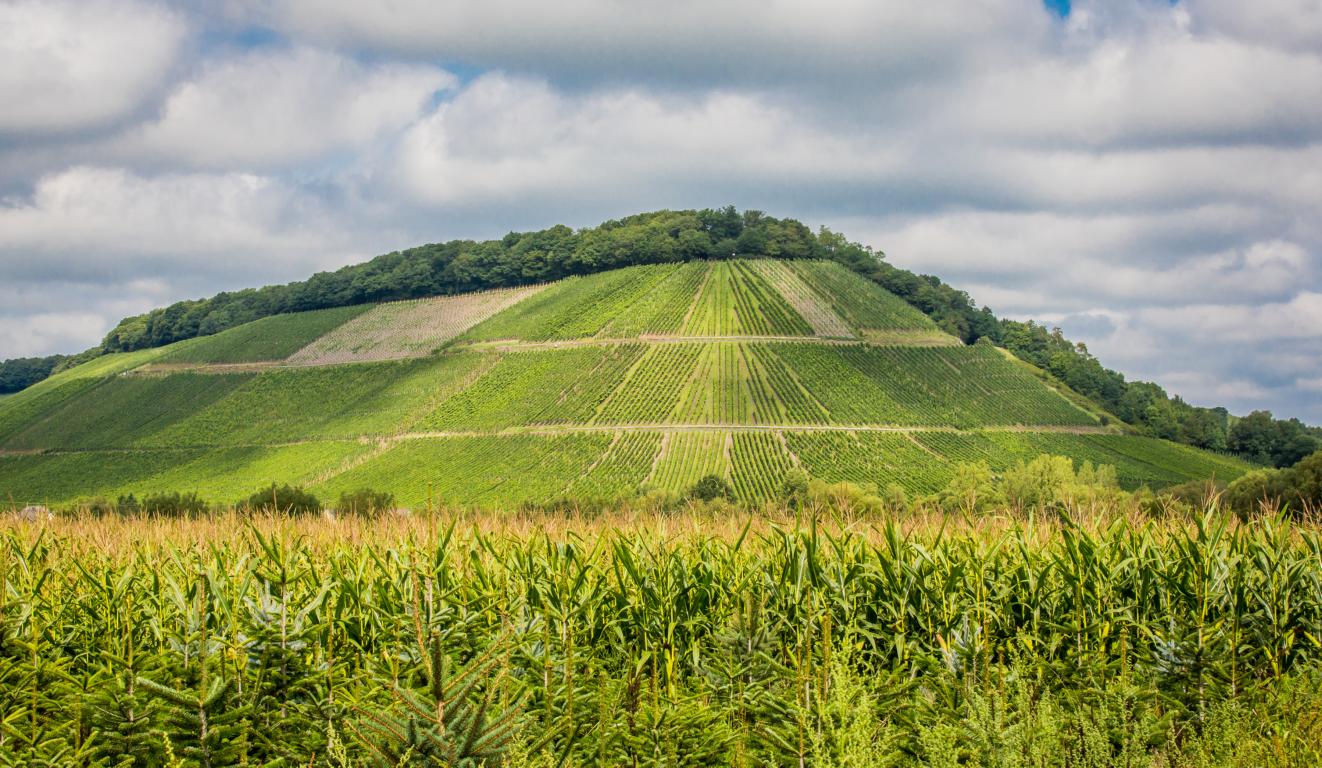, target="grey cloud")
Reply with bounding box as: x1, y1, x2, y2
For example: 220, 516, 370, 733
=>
229, 0, 1049, 89
0, 0, 187, 136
